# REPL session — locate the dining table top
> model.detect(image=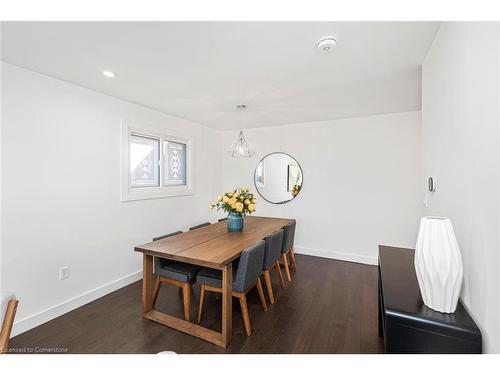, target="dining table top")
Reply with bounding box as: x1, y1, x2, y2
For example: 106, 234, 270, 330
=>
134, 216, 294, 269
